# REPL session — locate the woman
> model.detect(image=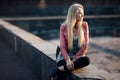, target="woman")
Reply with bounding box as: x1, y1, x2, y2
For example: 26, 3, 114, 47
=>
49, 3, 90, 80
